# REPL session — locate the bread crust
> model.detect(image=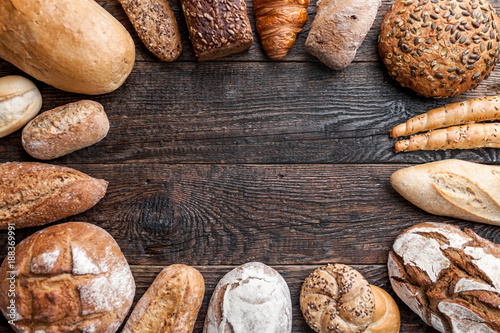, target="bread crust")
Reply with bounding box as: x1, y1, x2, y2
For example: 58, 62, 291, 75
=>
123, 264, 204, 333
0, 162, 108, 229
0, 0, 135, 95
22, 100, 110, 160
364, 285, 400, 333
